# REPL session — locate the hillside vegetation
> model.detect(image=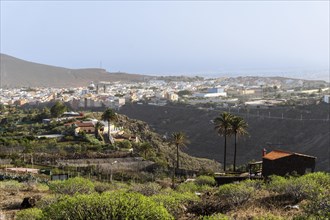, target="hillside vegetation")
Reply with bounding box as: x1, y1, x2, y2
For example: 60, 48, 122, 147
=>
1, 172, 328, 219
